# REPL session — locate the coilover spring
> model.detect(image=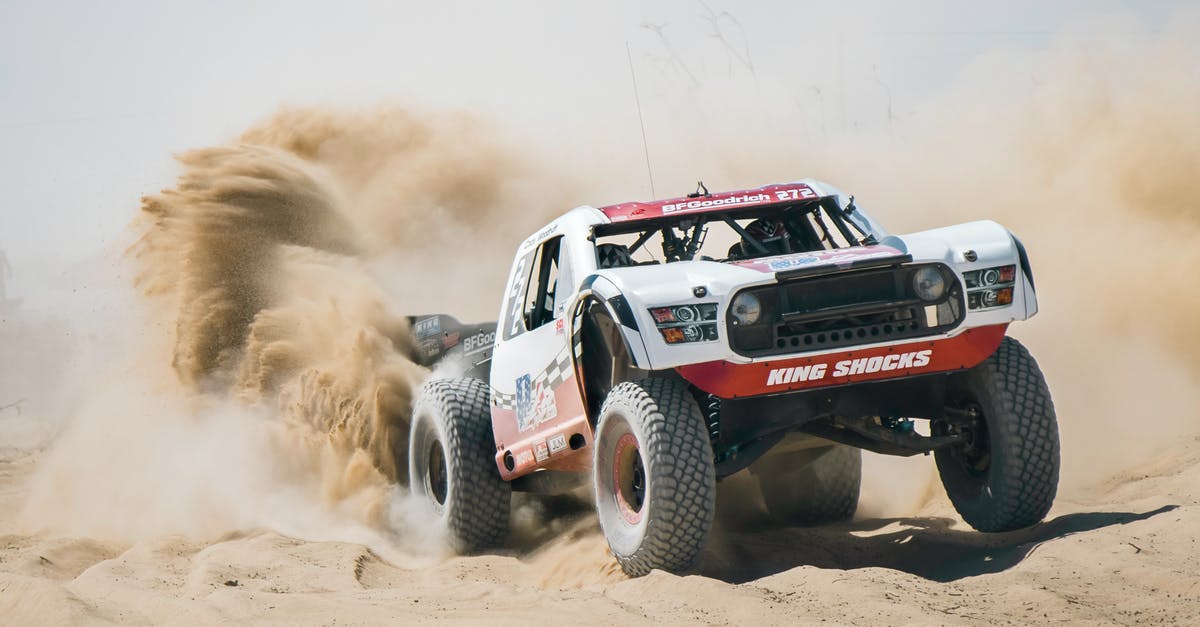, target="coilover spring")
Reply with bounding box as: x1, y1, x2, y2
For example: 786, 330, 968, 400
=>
705, 394, 722, 446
